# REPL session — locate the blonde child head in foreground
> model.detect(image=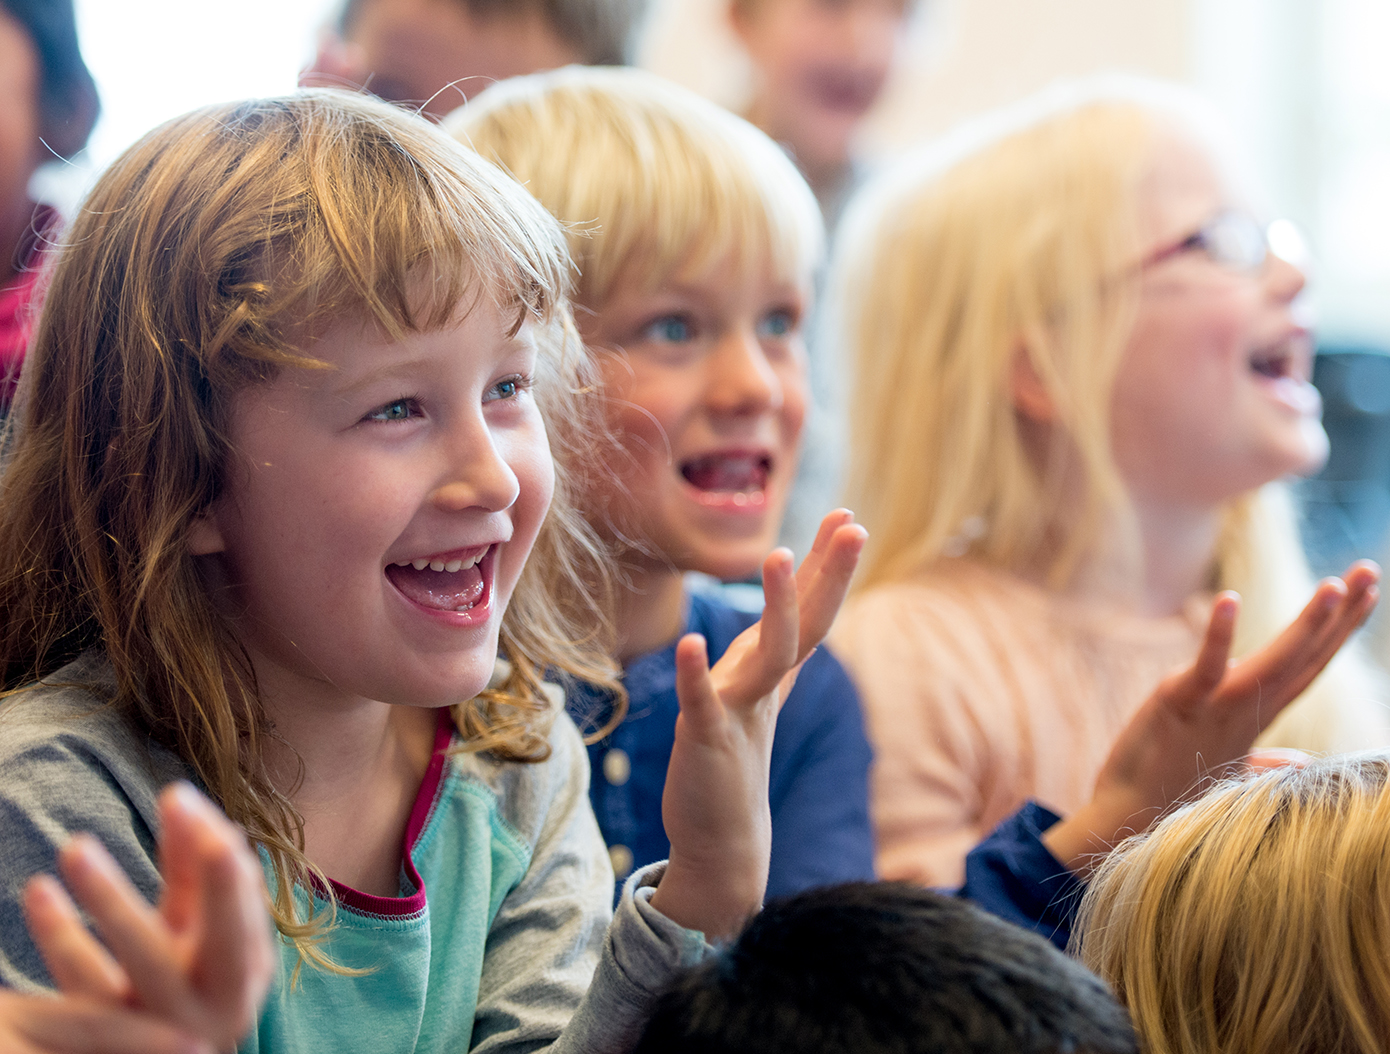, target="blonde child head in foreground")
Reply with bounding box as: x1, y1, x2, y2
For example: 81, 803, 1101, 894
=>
1078, 753, 1390, 1054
